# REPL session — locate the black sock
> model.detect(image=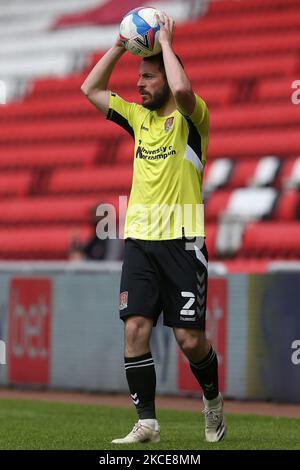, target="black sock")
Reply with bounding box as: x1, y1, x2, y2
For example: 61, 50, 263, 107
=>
125, 352, 156, 419
189, 347, 219, 400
